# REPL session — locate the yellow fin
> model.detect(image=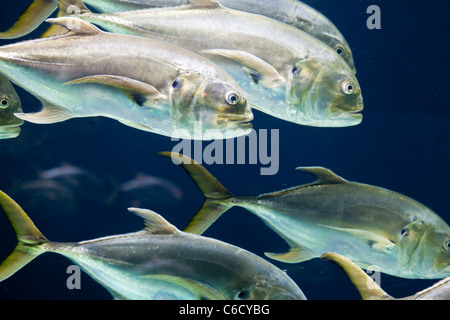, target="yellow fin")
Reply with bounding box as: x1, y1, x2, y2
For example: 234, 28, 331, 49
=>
321, 252, 393, 300
0, 0, 57, 39
265, 246, 314, 263
0, 190, 48, 281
